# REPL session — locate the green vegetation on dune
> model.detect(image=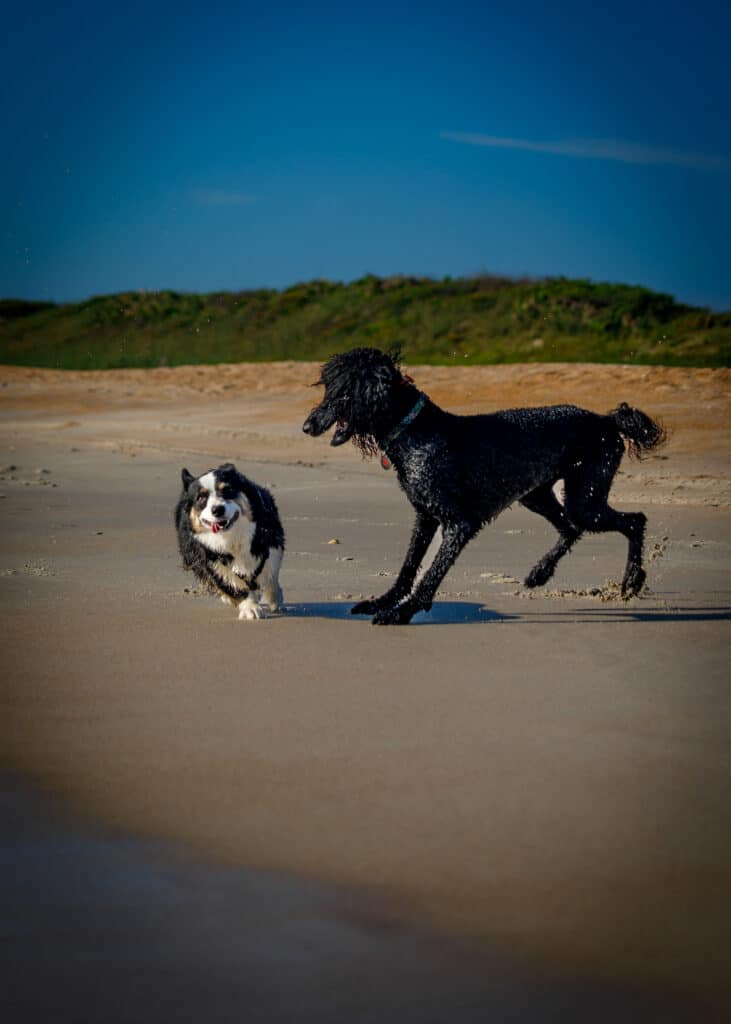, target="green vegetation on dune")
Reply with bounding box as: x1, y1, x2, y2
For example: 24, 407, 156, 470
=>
1, 275, 729, 369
